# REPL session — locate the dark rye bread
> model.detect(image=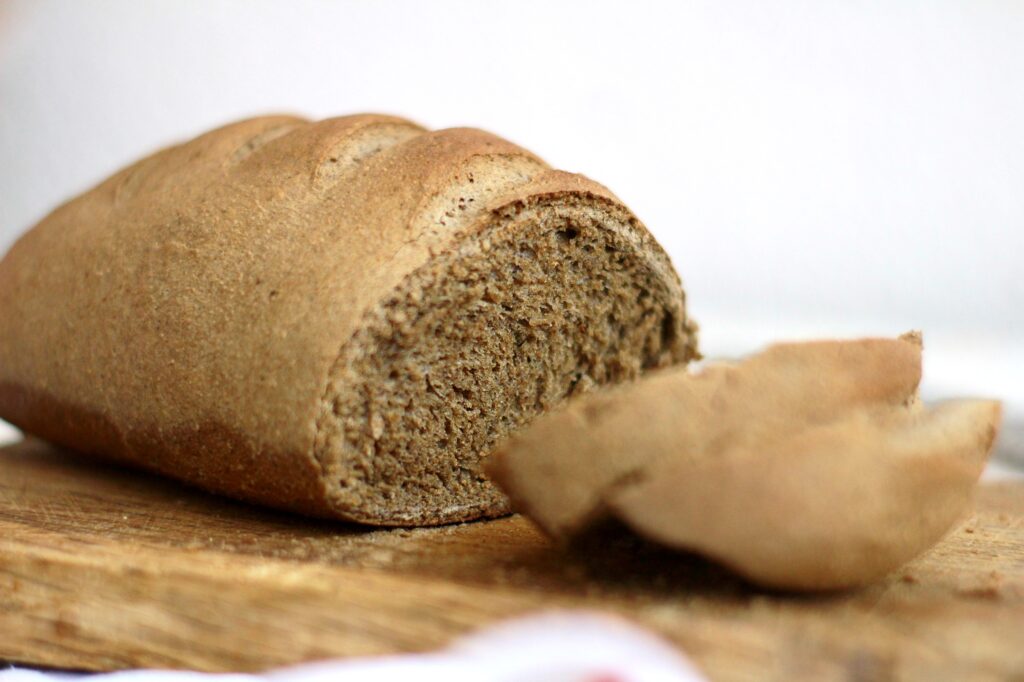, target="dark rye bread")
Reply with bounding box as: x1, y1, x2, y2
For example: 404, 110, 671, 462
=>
0, 114, 699, 525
